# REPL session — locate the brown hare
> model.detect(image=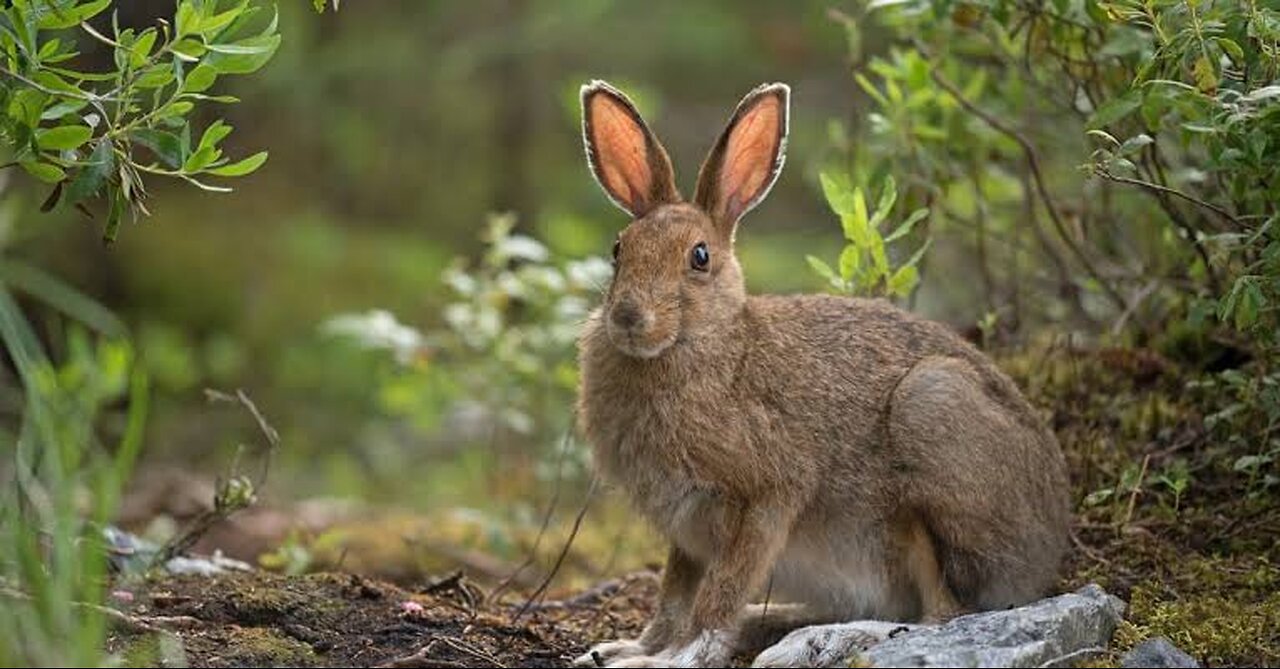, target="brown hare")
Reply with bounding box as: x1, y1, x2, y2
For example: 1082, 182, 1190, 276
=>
573, 80, 1070, 668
